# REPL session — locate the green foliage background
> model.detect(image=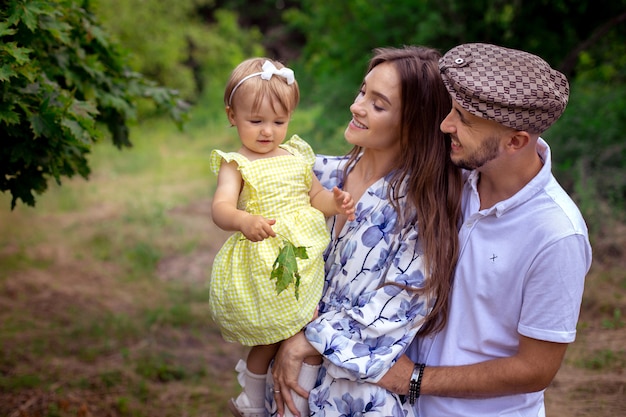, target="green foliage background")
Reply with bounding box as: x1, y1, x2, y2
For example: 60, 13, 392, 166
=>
2, 0, 626, 225
1, 2, 626, 415
92, 0, 626, 222
0, 0, 186, 208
